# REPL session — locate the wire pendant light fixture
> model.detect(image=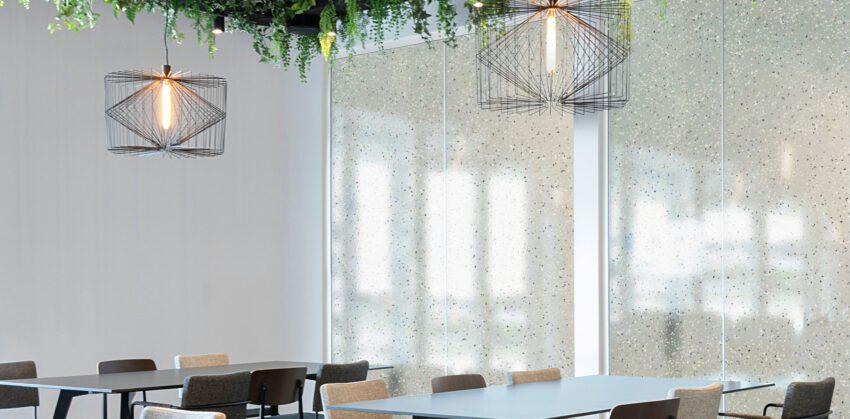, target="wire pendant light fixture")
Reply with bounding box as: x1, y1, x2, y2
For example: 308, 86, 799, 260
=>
475, 0, 631, 114
104, 17, 227, 157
